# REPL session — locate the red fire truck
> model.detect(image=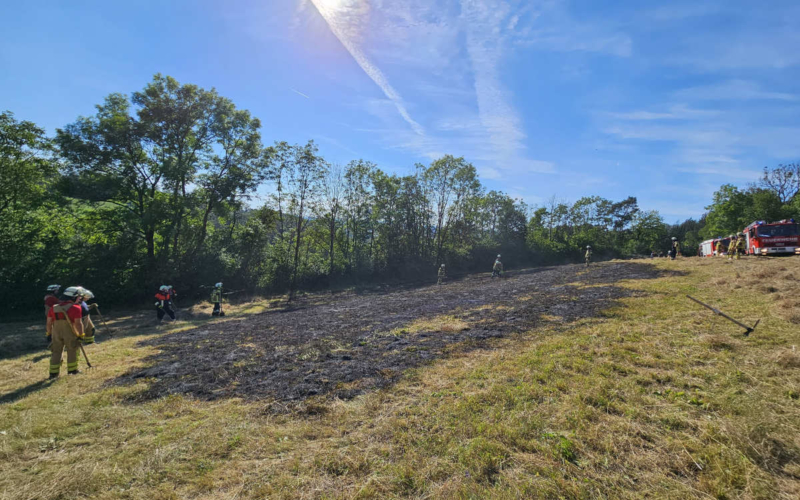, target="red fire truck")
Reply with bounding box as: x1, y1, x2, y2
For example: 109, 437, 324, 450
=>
699, 237, 732, 257
743, 219, 799, 256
